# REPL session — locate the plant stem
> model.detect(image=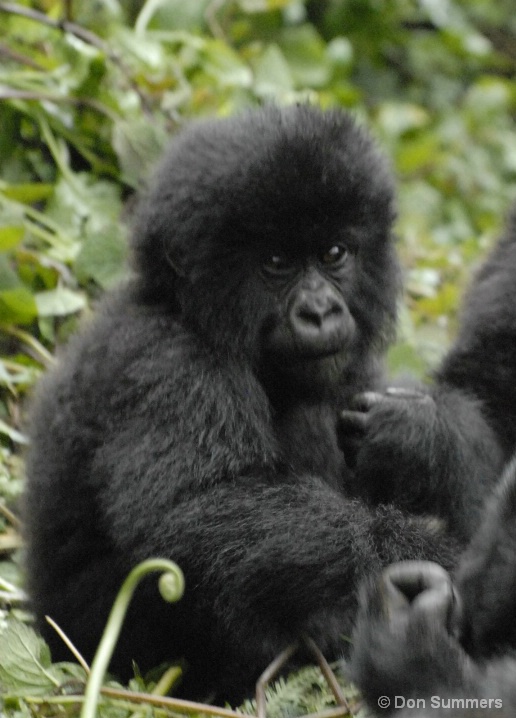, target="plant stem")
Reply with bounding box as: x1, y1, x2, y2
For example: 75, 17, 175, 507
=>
81, 558, 184, 718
